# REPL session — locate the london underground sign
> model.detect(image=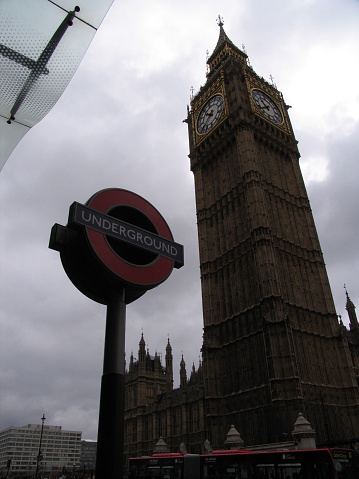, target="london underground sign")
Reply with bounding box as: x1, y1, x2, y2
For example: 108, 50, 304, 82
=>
49, 188, 184, 304
49, 188, 184, 479
71, 202, 183, 266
